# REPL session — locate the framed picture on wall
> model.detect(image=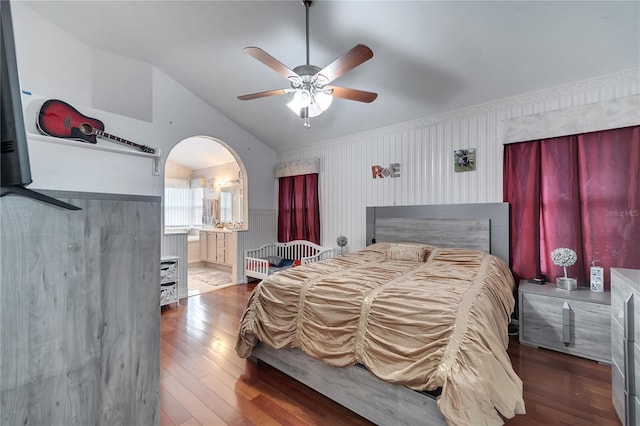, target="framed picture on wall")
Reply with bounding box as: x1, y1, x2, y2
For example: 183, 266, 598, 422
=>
454, 148, 476, 172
